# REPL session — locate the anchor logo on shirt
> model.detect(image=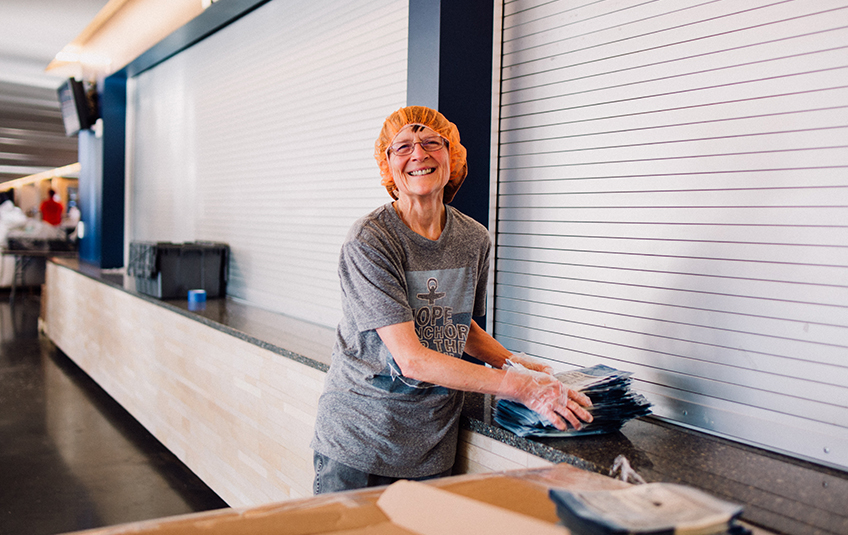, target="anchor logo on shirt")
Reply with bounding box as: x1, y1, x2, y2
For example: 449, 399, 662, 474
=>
417, 277, 445, 305
411, 274, 467, 357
